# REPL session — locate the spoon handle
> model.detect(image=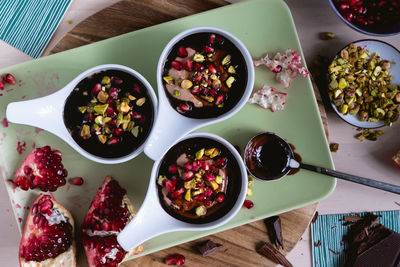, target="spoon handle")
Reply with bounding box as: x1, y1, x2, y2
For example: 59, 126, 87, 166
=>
300, 163, 400, 195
